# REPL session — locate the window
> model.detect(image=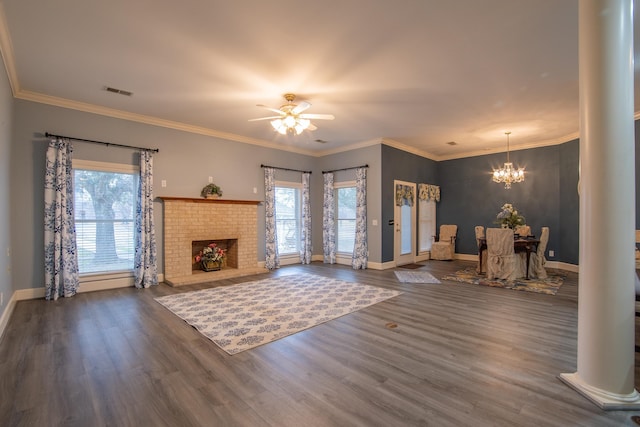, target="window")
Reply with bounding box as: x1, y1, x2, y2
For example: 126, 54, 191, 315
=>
335, 182, 356, 254
418, 199, 436, 253
73, 160, 138, 275
275, 183, 301, 256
